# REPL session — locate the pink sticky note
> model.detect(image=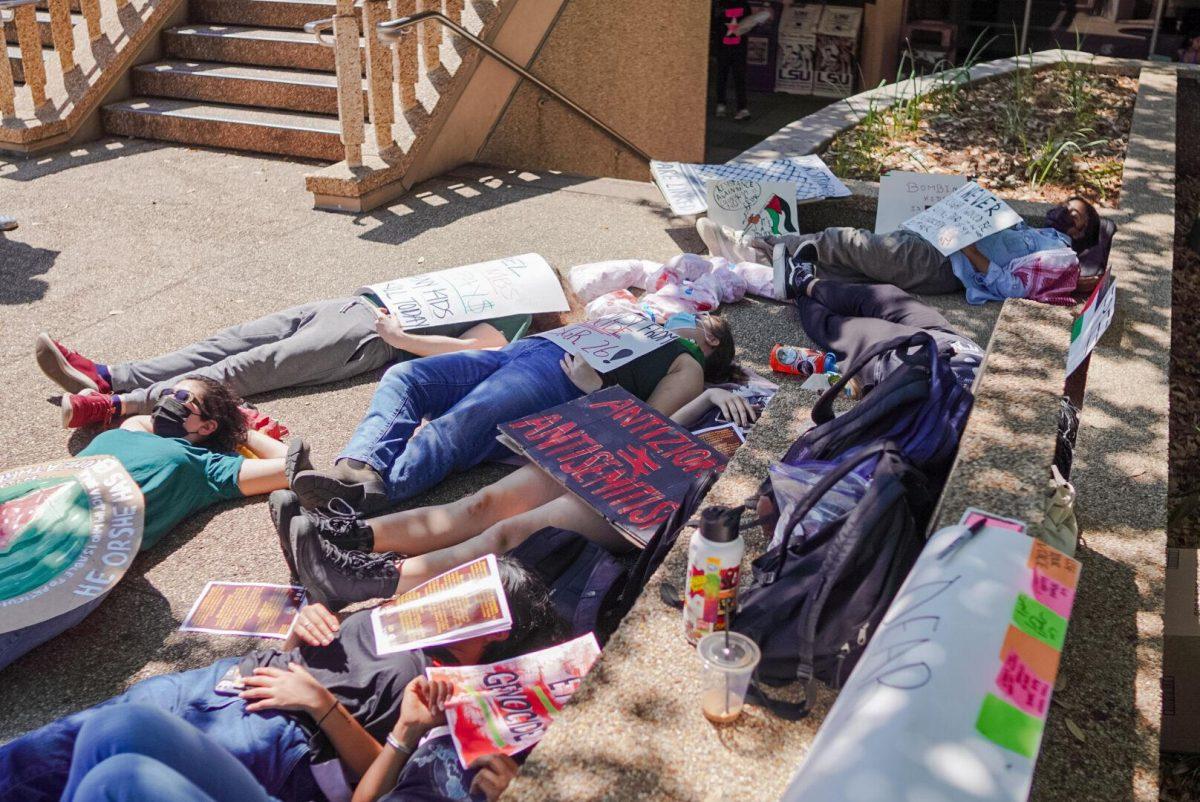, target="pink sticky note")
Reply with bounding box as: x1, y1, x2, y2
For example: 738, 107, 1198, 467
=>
1031, 568, 1075, 619
994, 651, 1052, 717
